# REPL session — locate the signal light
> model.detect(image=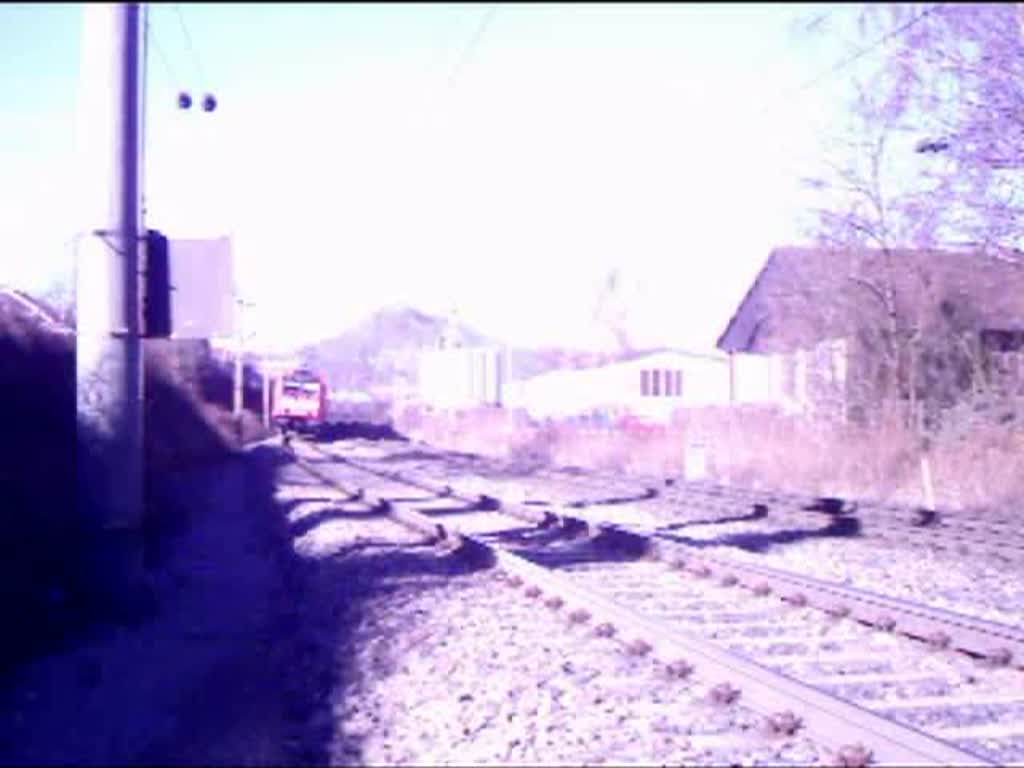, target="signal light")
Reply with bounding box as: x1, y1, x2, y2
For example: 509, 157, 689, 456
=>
143, 229, 172, 338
